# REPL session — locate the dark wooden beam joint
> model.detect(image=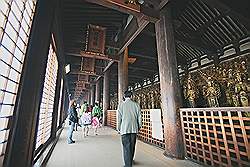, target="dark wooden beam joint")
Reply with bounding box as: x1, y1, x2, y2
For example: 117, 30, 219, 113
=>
118, 16, 149, 55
